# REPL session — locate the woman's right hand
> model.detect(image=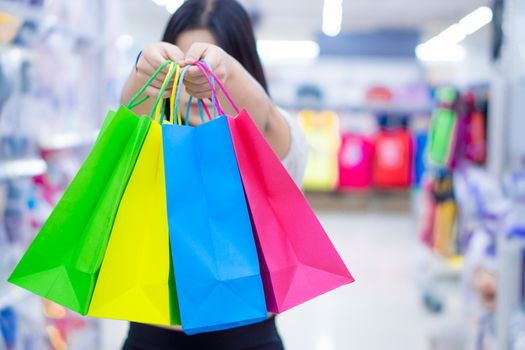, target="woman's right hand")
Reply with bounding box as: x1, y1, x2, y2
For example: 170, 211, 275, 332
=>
133, 42, 185, 97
